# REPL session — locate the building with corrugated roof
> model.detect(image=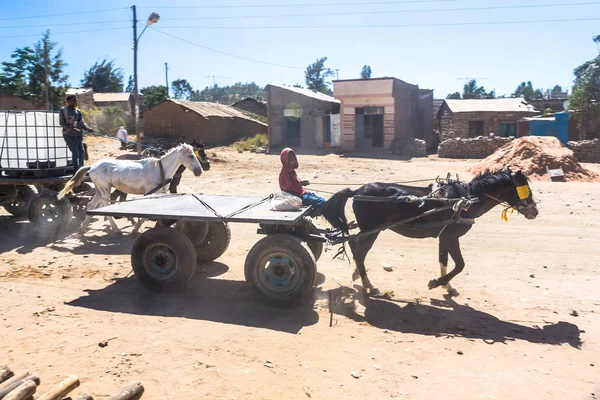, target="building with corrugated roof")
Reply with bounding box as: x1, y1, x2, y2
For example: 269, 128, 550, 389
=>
438, 98, 540, 141
142, 99, 267, 145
